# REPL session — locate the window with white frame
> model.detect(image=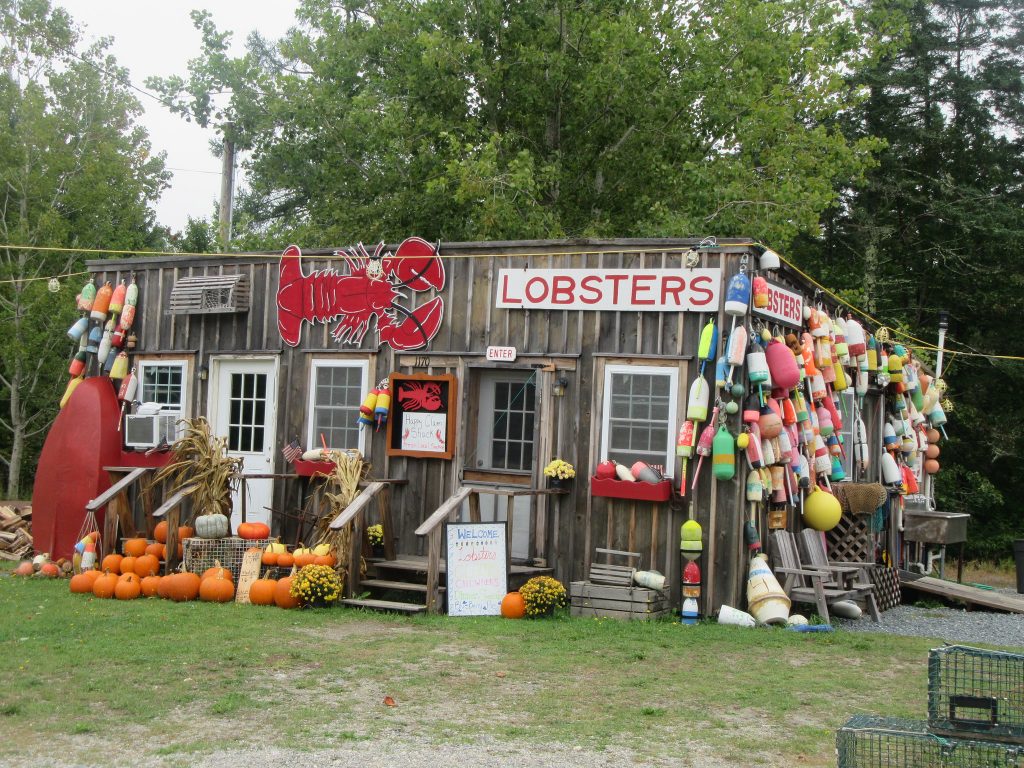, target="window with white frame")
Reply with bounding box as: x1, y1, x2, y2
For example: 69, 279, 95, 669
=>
600, 364, 679, 477
307, 359, 369, 454
137, 359, 189, 443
